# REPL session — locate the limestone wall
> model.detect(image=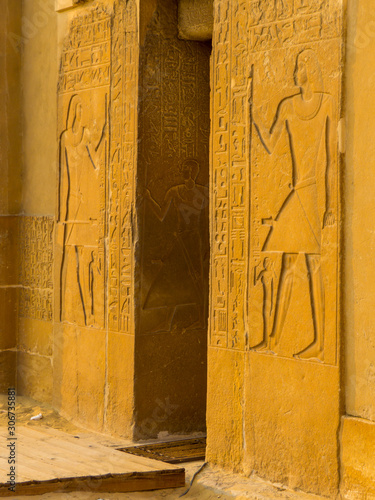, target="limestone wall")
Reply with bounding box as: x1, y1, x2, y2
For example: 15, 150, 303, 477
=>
0, 0, 22, 392
135, 0, 210, 438
6, 0, 375, 496
341, 0, 375, 496
207, 0, 343, 496
52, 0, 137, 435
